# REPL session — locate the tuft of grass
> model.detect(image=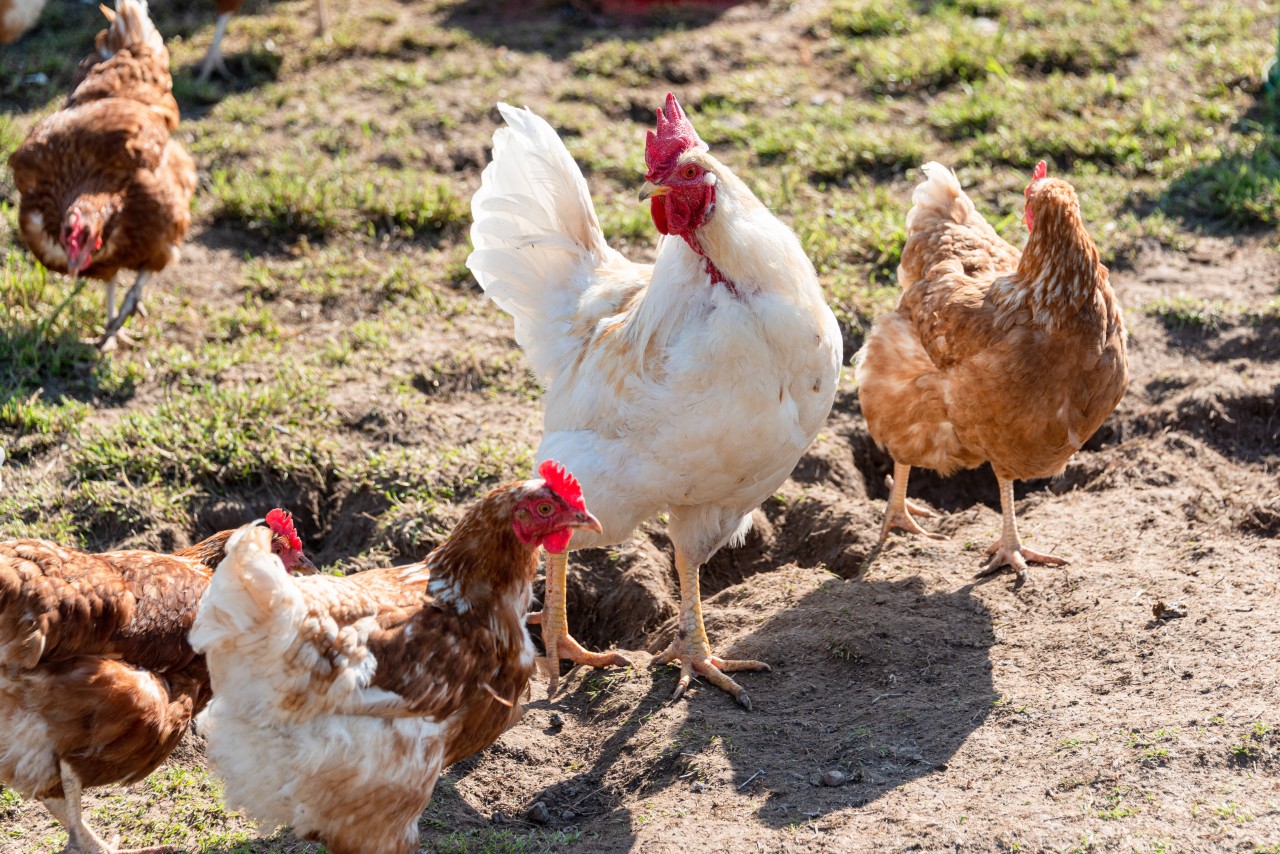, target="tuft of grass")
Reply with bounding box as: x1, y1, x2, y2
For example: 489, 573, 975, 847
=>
72, 374, 334, 486
209, 162, 466, 240
1144, 296, 1232, 332
427, 827, 582, 854
1166, 127, 1280, 226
